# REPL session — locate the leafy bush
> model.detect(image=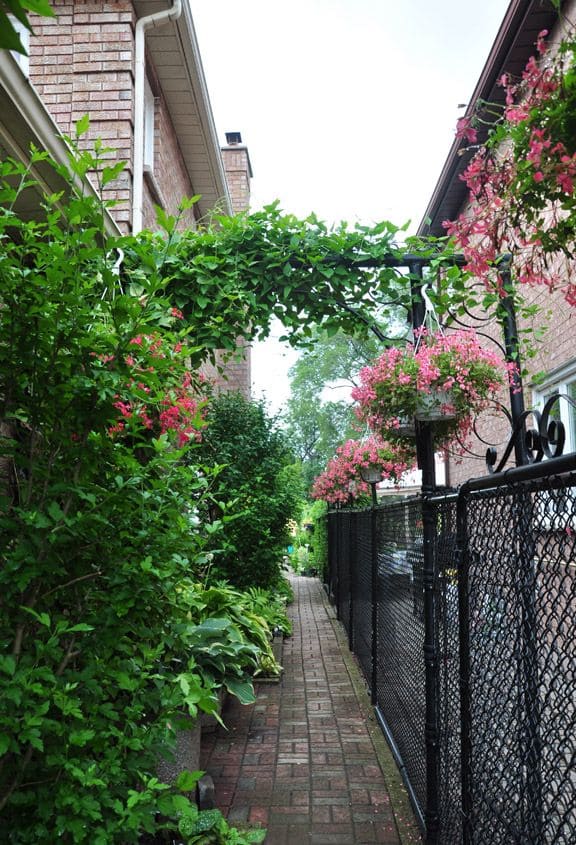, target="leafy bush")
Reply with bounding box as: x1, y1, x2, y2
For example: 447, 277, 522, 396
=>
185, 583, 285, 678
195, 393, 304, 589
0, 142, 262, 843
297, 500, 329, 580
